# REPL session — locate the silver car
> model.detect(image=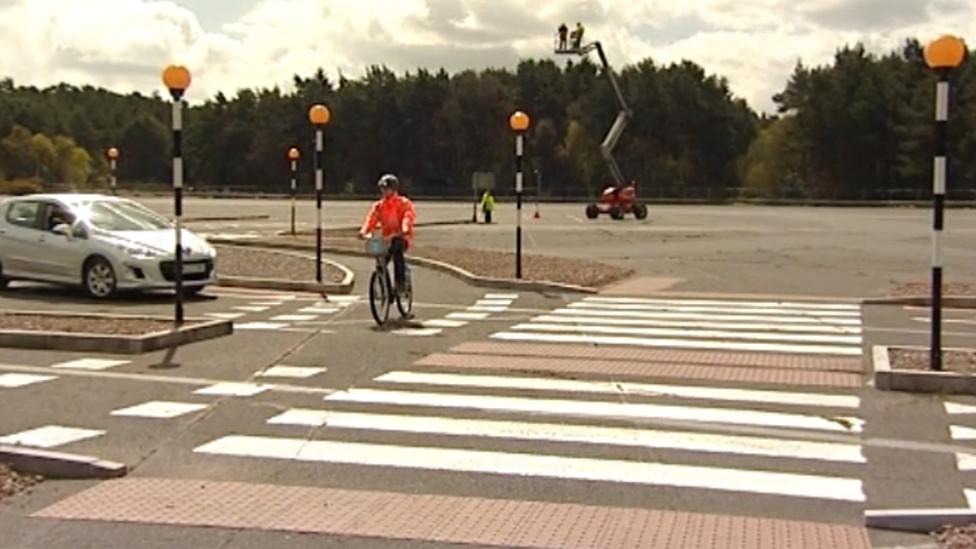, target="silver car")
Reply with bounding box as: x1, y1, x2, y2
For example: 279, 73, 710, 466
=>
0, 194, 217, 298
